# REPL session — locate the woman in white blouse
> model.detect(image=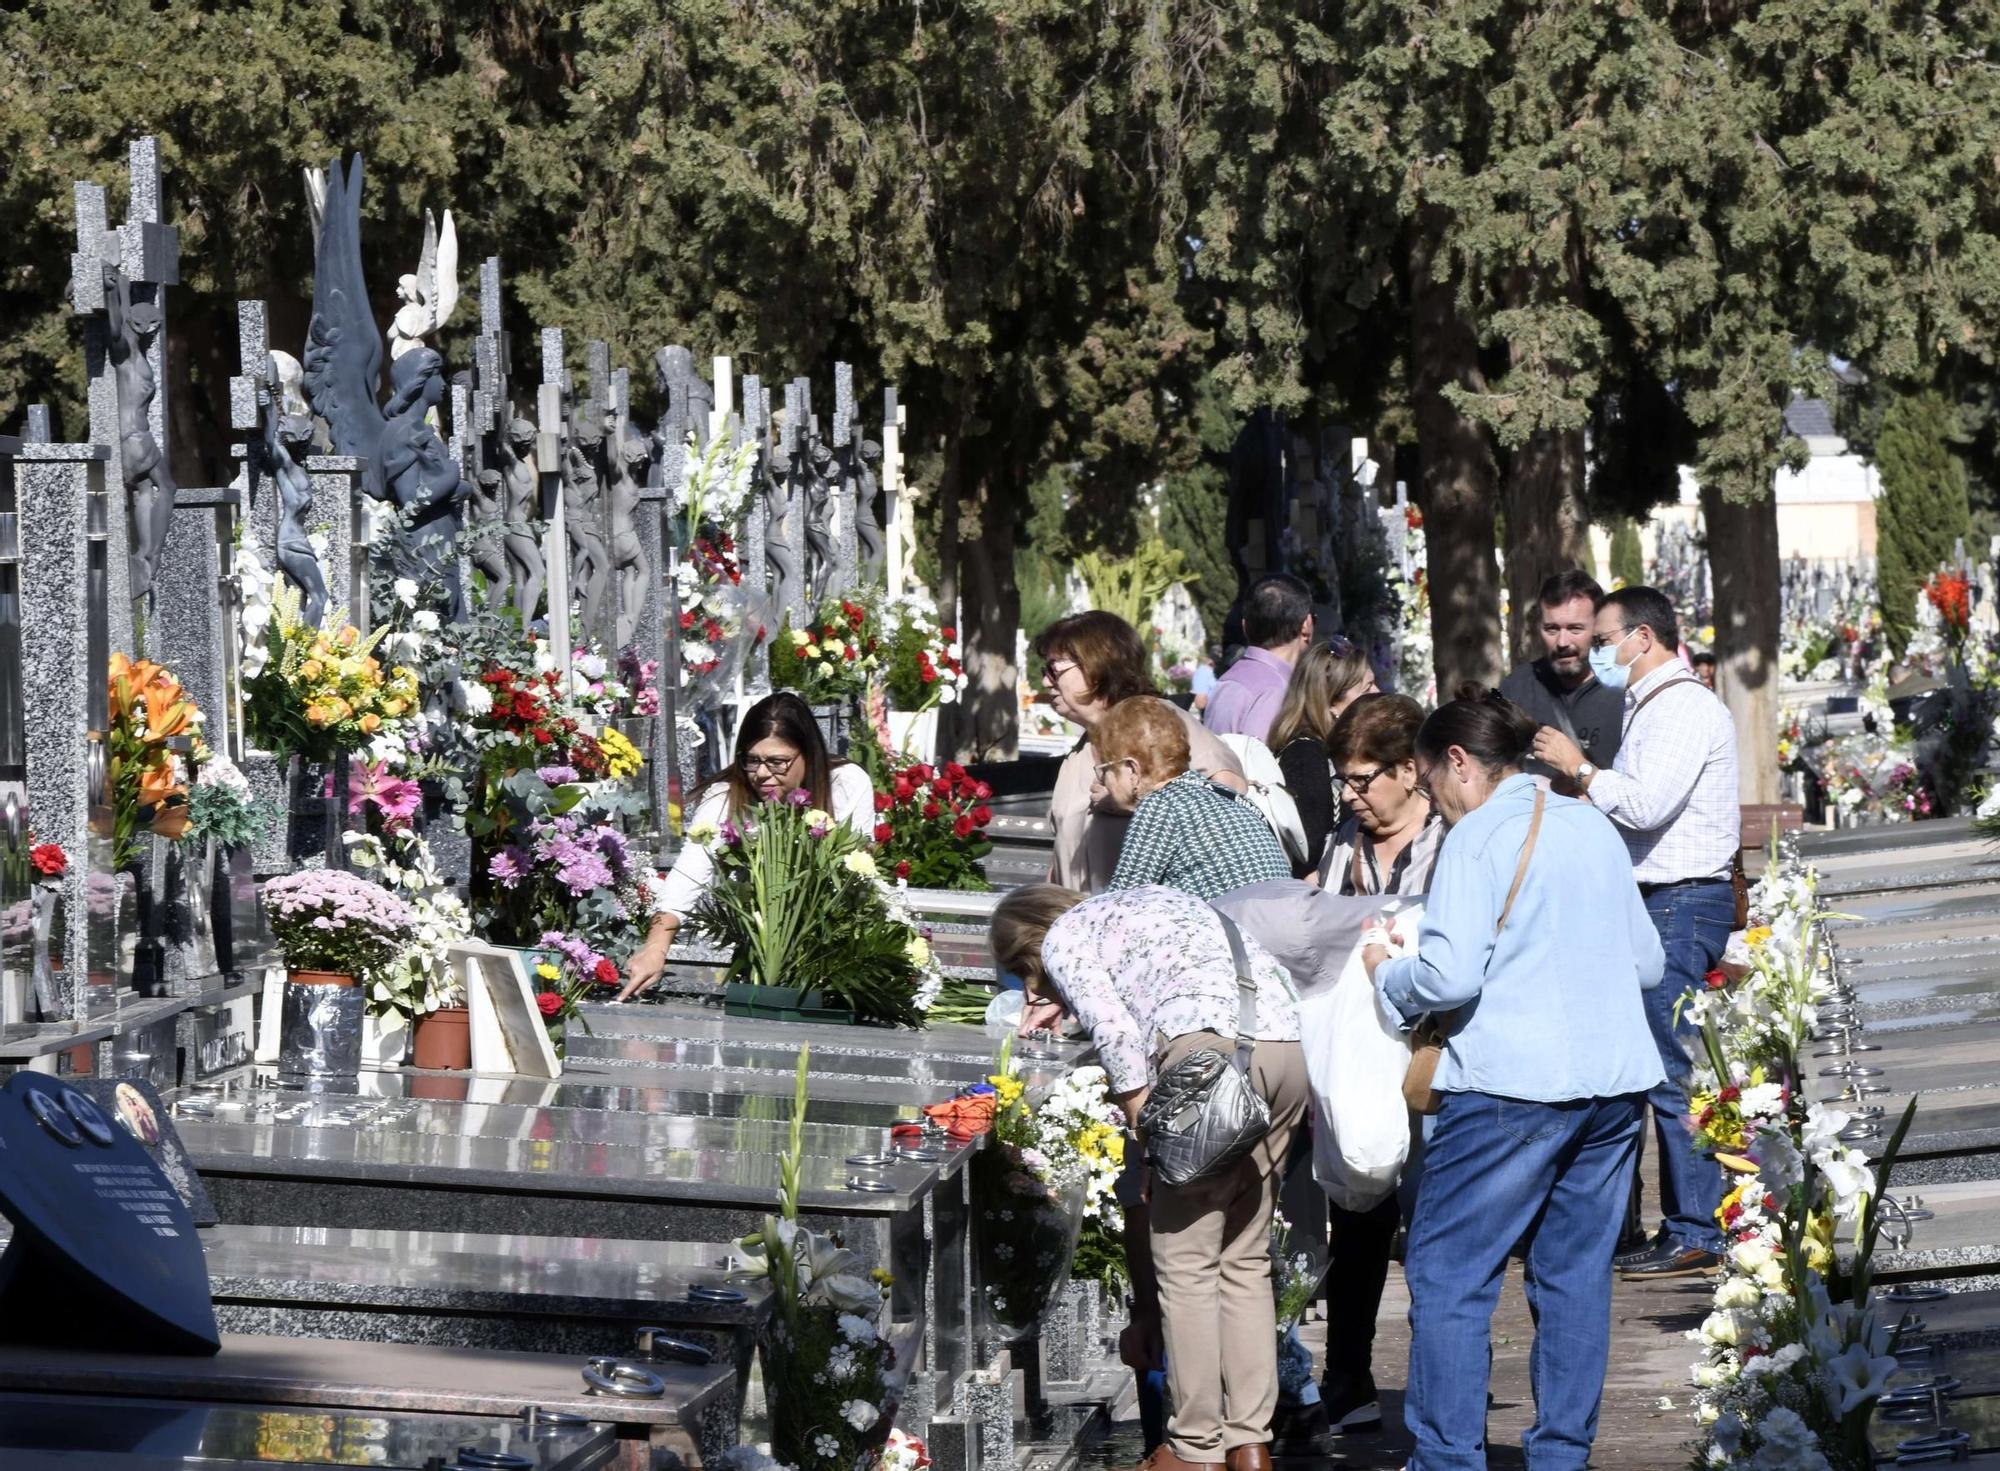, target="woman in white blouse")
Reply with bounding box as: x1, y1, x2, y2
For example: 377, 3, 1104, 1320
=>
618, 691, 877, 999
